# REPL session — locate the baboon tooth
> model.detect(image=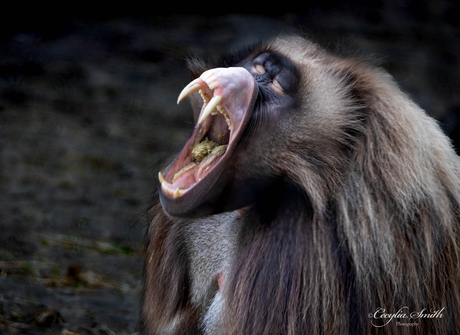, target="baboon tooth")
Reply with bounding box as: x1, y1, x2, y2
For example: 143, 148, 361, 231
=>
177, 80, 202, 104
198, 95, 222, 125
173, 187, 182, 198
200, 90, 213, 104
201, 71, 216, 83
207, 79, 219, 90
160, 180, 168, 194
158, 171, 165, 184
200, 72, 219, 90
